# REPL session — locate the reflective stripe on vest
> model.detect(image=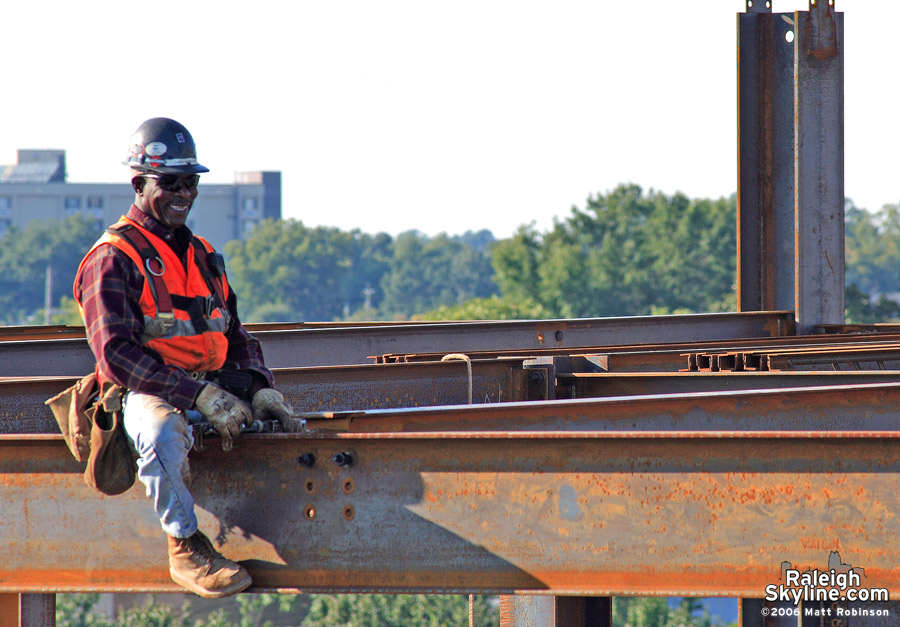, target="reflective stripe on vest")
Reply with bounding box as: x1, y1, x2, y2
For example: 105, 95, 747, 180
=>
74, 216, 232, 373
